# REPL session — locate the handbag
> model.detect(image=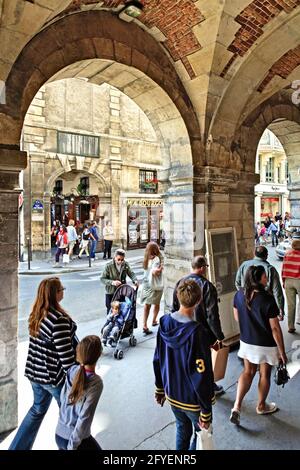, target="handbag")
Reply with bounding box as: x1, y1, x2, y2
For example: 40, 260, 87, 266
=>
274, 363, 290, 387
211, 344, 229, 382
63, 253, 70, 263
196, 425, 214, 450
148, 257, 164, 291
